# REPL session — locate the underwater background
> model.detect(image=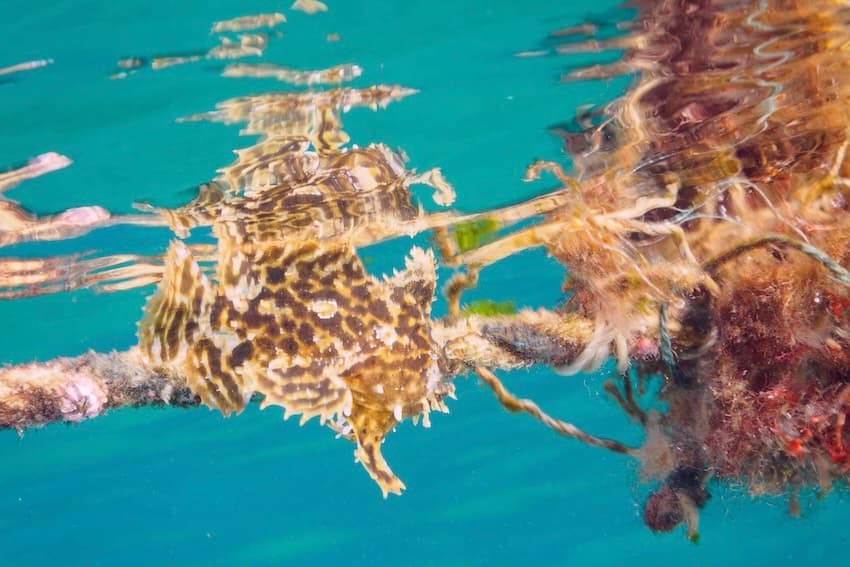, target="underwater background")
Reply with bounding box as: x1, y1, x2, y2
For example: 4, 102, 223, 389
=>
1, 0, 849, 565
